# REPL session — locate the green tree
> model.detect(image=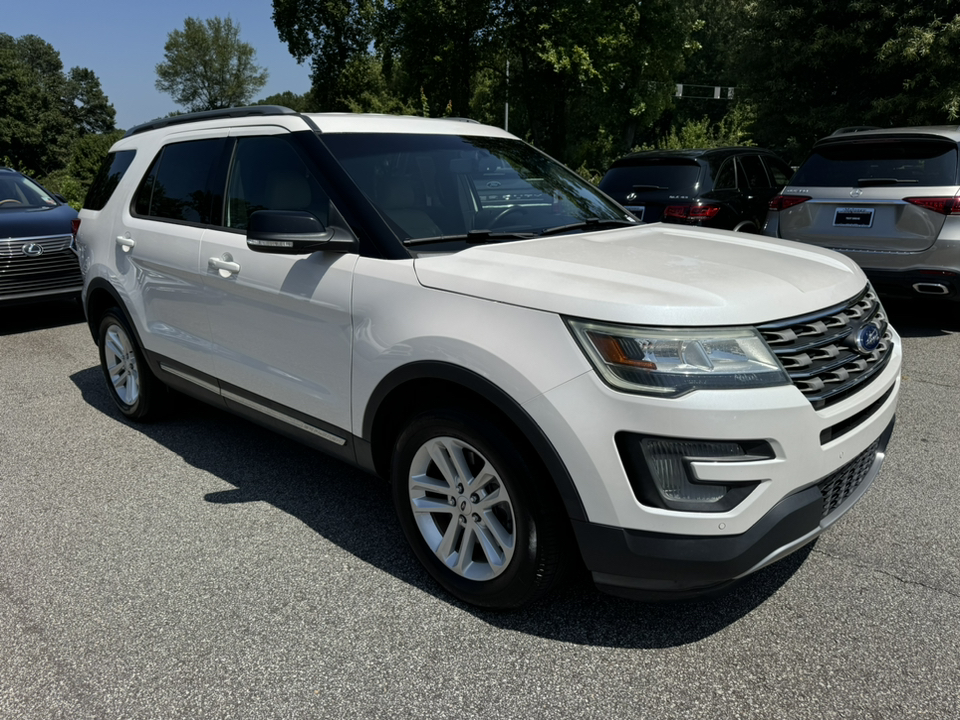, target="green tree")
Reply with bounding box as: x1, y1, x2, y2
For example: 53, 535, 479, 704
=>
256, 90, 319, 113
0, 34, 115, 175
272, 0, 377, 111
156, 16, 269, 112
734, 1, 960, 162
272, 0, 699, 170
